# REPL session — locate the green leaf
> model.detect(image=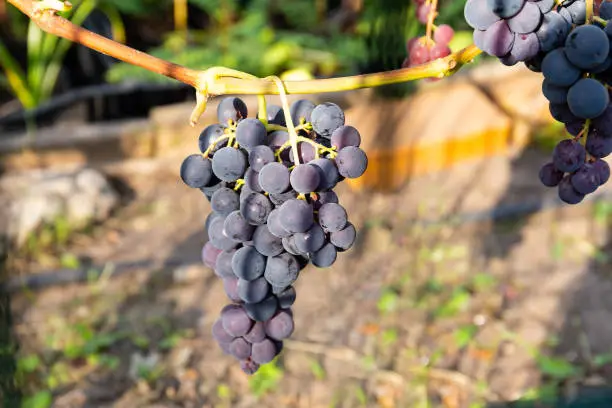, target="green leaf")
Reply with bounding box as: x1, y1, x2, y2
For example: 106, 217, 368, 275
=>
22, 391, 52, 408
536, 356, 579, 380
377, 288, 399, 314
18, 355, 41, 373
249, 359, 283, 397
454, 325, 478, 349
435, 289, 471, 318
